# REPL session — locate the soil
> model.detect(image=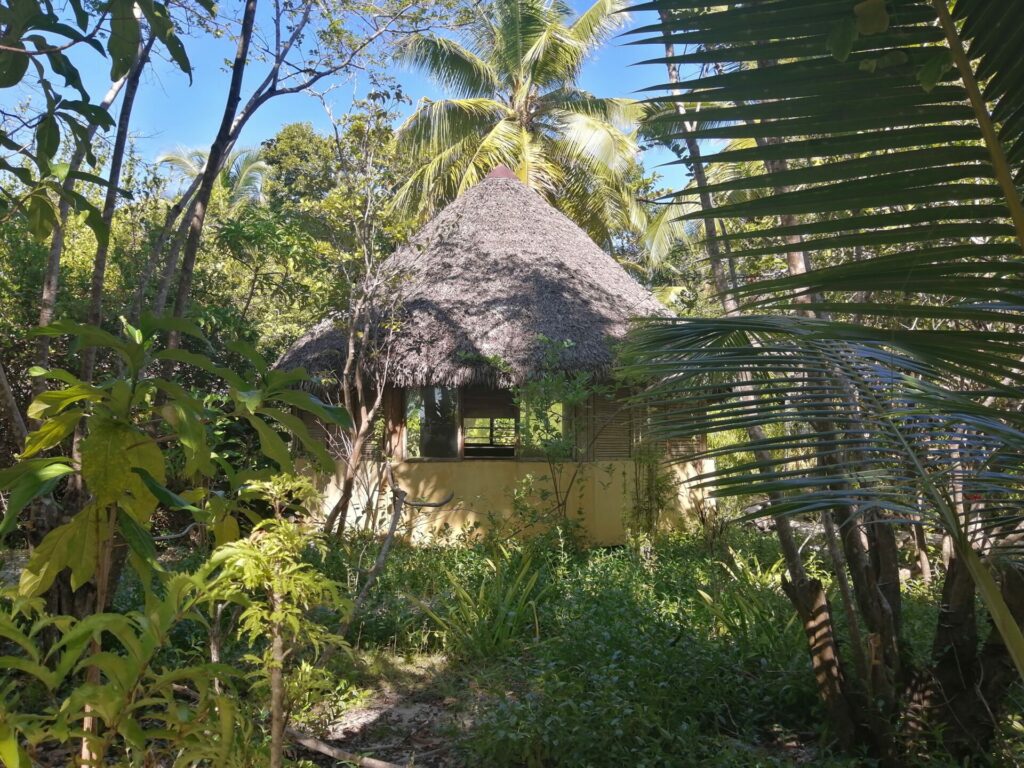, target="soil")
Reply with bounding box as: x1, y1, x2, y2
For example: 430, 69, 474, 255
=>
298, 653, 474, 767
